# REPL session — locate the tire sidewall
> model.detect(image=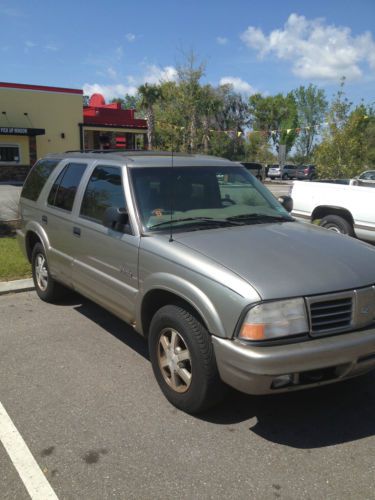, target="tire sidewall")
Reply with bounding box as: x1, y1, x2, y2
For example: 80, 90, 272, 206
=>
320, 215, 354, 236
148, 305, 218, 413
